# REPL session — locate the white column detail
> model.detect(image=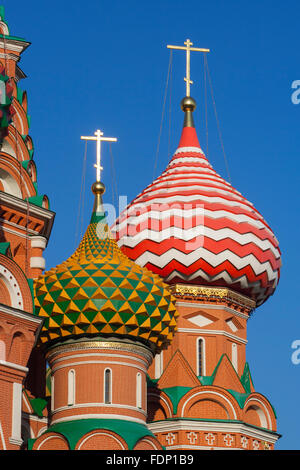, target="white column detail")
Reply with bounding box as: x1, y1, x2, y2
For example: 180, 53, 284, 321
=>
51, 375, 55, 411
10, 382, 22, 442
136, 372, 142, 409
232, 343, 238, 371
68, 369, 75, 406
